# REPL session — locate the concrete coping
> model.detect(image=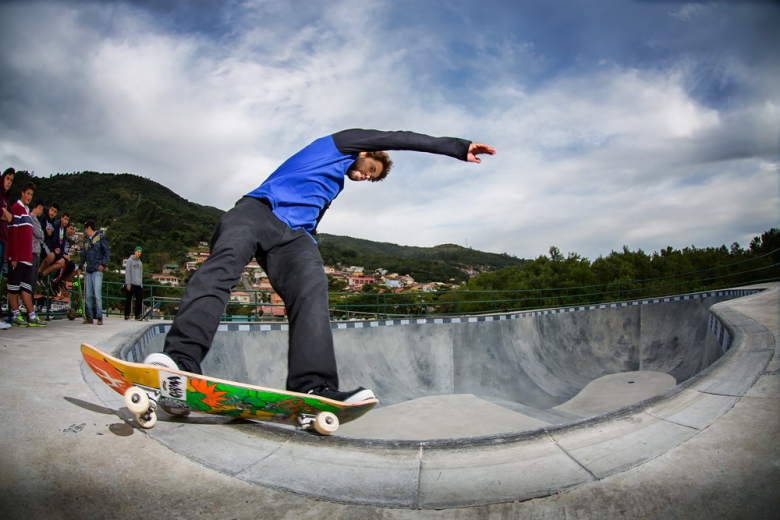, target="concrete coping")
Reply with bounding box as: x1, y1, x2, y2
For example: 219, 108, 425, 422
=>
81, 285, 778, 509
